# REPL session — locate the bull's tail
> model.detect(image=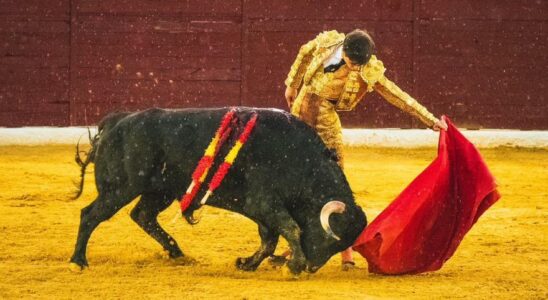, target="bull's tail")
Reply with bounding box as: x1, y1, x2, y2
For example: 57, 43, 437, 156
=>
72, 111, 131, 200
72, 128, 99, 199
